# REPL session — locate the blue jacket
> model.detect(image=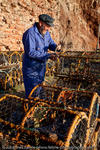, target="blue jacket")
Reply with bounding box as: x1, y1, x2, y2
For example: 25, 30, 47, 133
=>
22, 23, 57, 98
